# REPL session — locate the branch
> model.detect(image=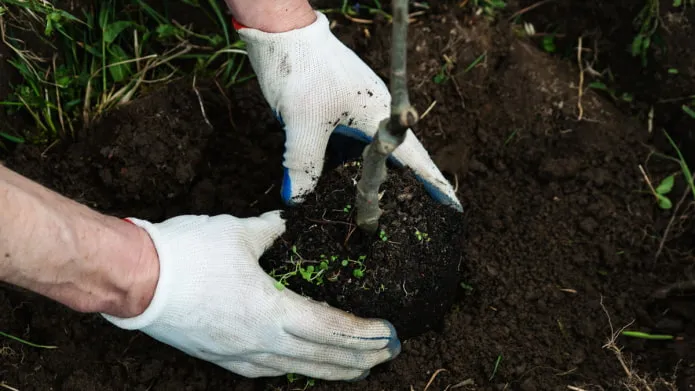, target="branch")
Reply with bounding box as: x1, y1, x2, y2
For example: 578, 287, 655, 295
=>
355, 0, 419, 234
